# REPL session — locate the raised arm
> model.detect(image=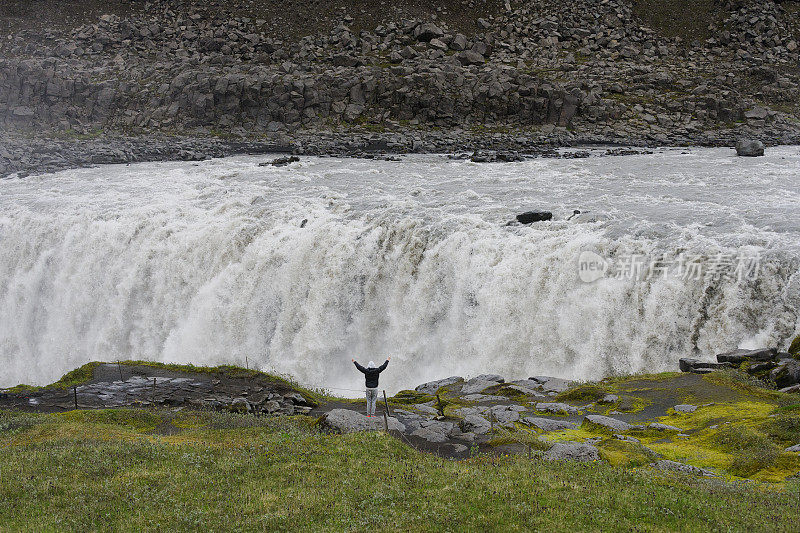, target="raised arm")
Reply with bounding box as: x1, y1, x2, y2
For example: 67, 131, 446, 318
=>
377, 359, 389, 372
353, 360, 367, 373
